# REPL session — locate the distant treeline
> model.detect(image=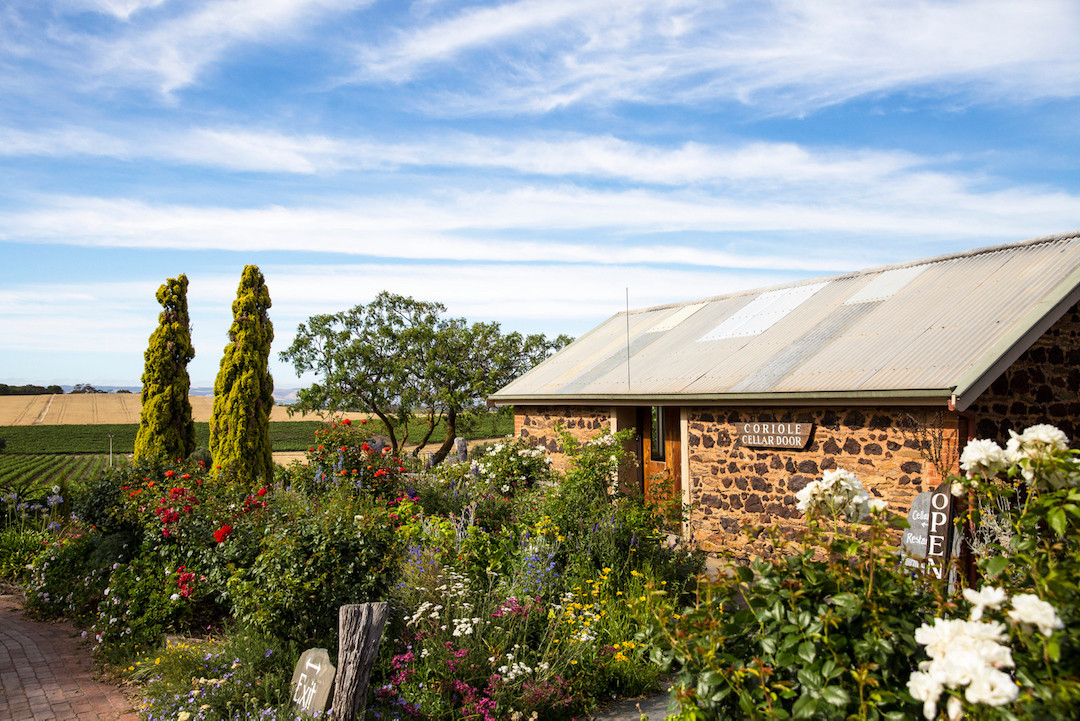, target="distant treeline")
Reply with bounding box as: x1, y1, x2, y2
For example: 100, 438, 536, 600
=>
0, 383, 129, 395
0, 384, 64, 396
